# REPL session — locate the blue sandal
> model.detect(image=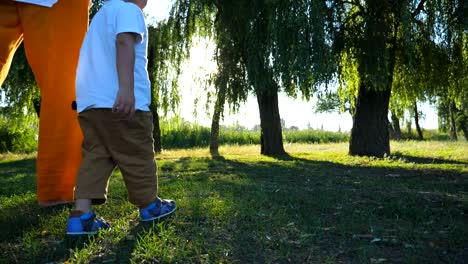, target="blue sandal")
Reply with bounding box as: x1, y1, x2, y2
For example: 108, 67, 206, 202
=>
140, 198, 177, 222
66, 211, 110, 235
